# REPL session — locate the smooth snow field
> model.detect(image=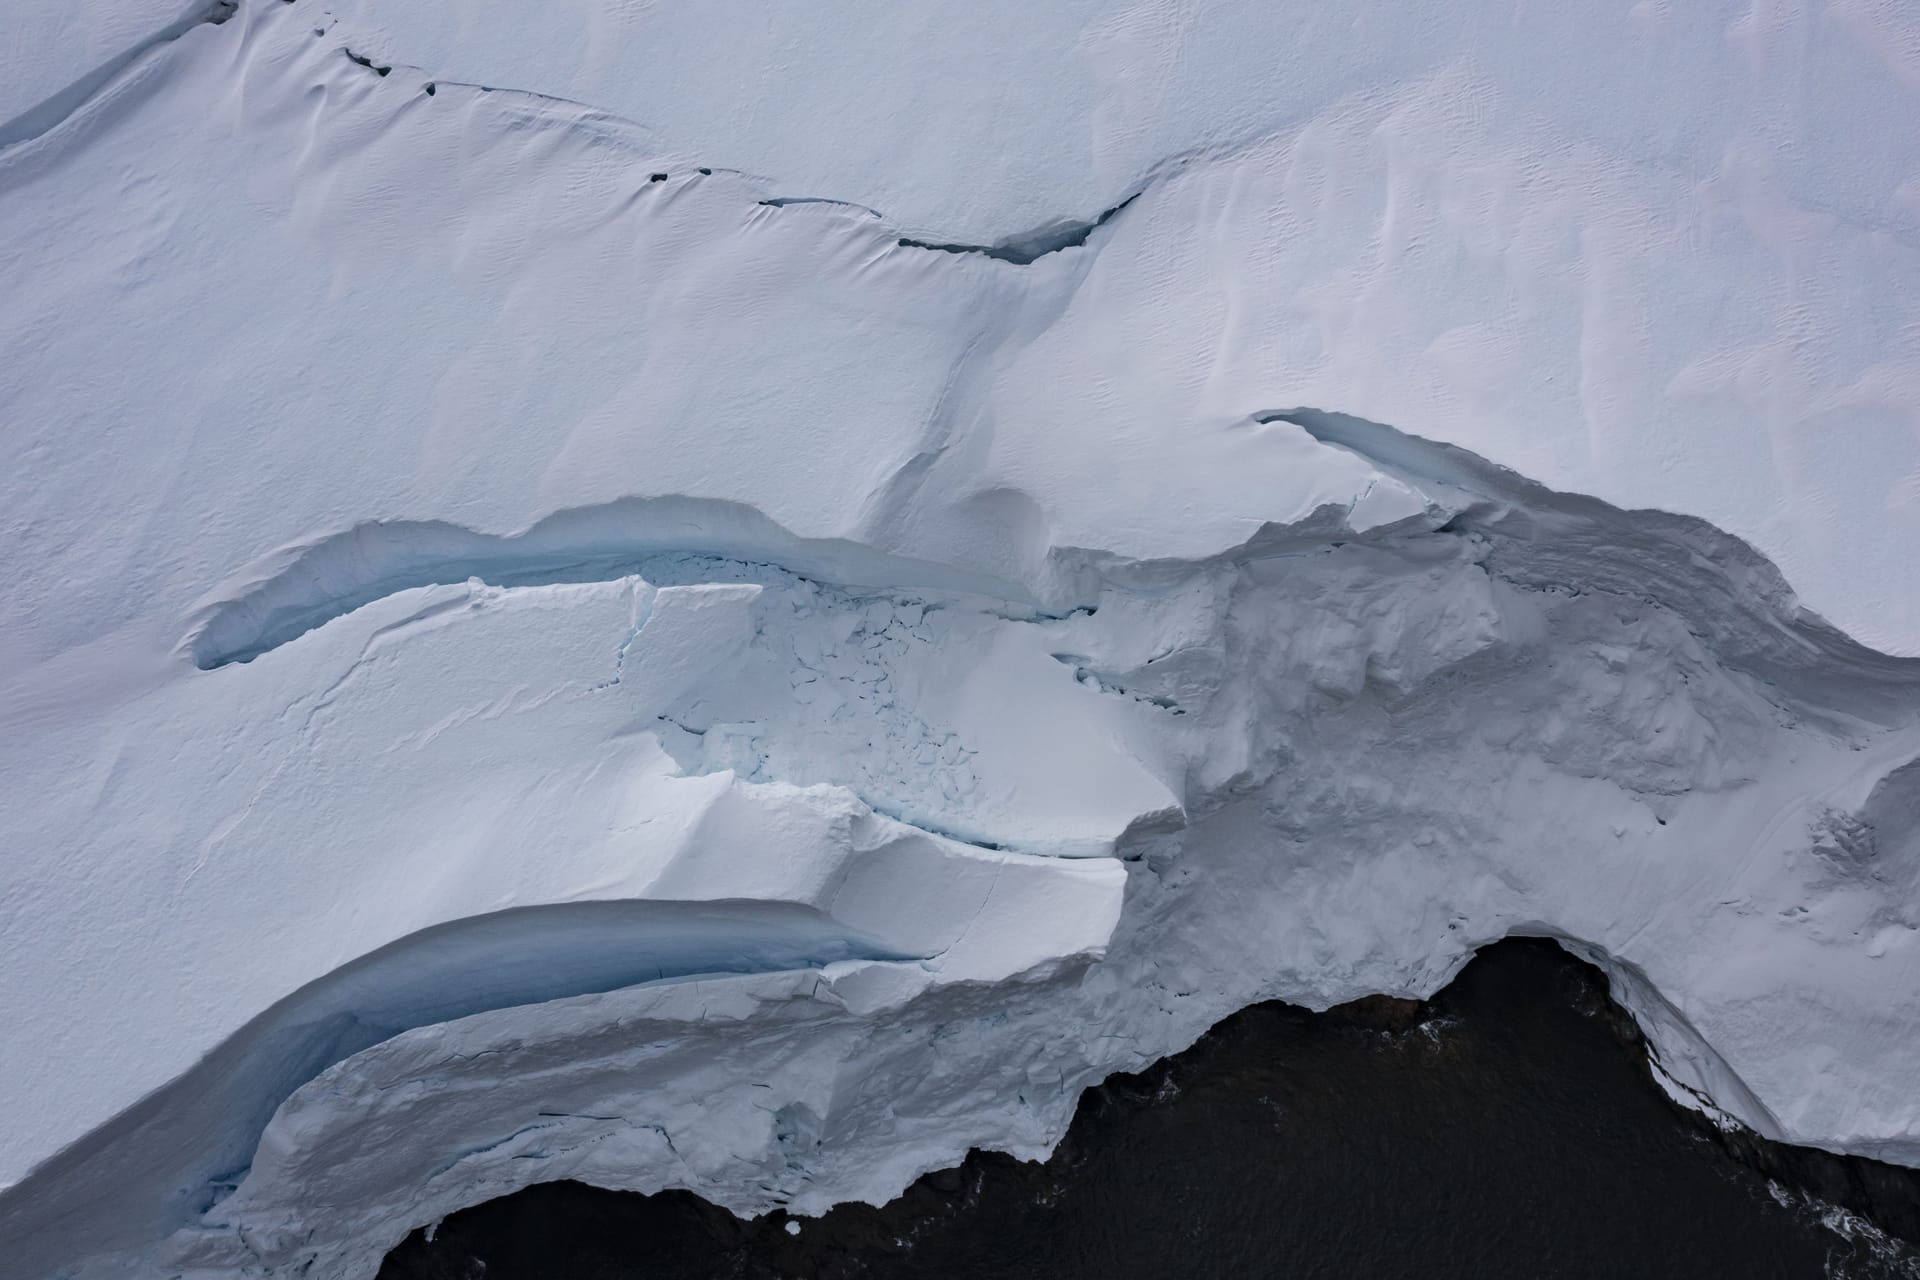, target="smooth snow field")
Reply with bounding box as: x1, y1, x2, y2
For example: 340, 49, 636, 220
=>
3, 1, 1920, 1277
